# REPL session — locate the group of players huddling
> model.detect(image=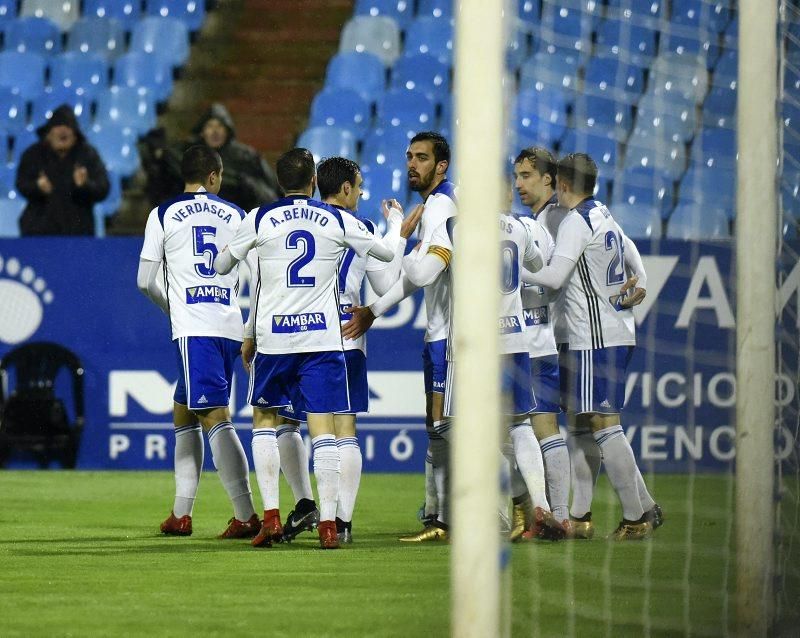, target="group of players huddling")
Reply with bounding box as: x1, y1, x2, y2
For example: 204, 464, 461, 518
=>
137, 130, 663, 550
